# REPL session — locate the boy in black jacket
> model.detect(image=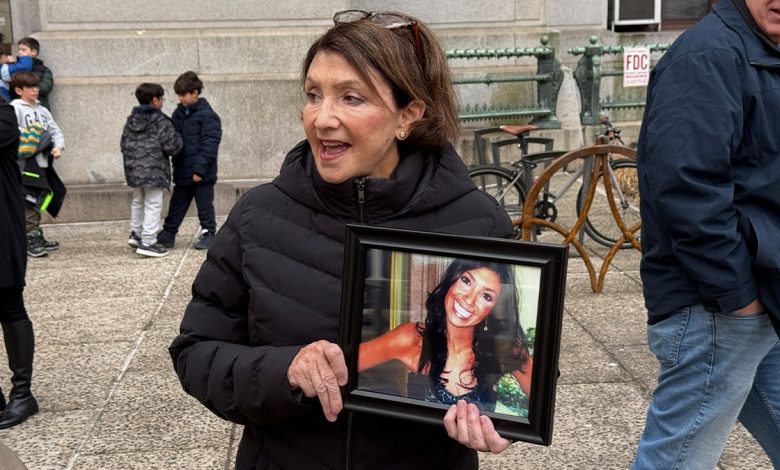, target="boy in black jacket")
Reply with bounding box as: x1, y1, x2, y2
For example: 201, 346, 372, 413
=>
156, 71, 222, 250
120, 83, 182, 257
12, 38, 54, 112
